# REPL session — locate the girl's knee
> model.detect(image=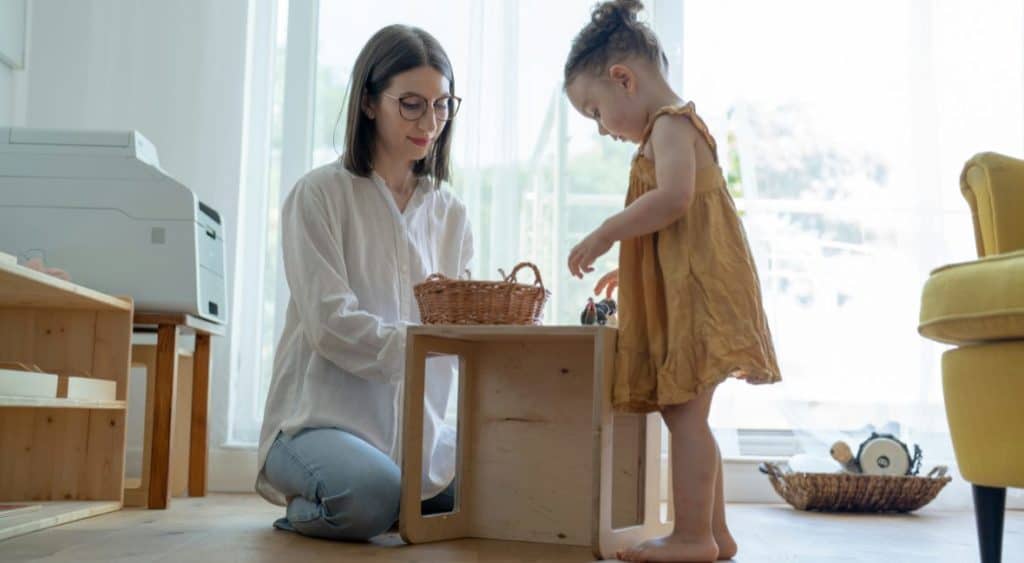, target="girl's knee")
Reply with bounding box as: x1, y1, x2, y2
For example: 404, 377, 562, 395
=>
662, 402, 712, 432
